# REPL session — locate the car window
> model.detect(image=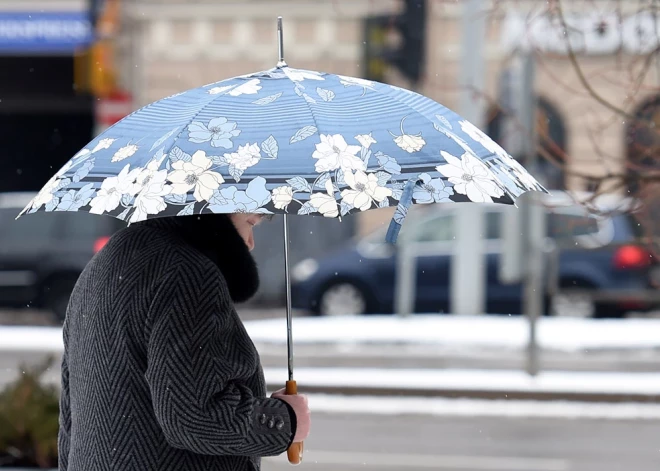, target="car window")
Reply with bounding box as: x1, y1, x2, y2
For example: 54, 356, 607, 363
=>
60, 211, 119, 239
547, 212, 601, 241
413, 214, 455, 242
485, 211, 502, 240
0, 208, 59, 242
